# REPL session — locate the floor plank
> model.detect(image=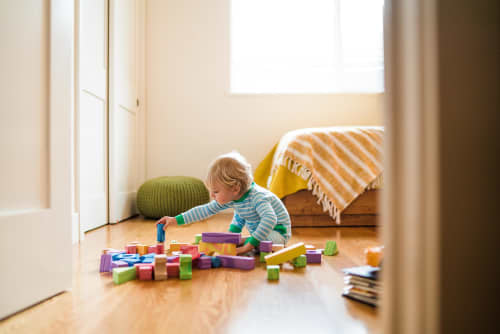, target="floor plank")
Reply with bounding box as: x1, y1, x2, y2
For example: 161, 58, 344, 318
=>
0, 215, 381, 333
